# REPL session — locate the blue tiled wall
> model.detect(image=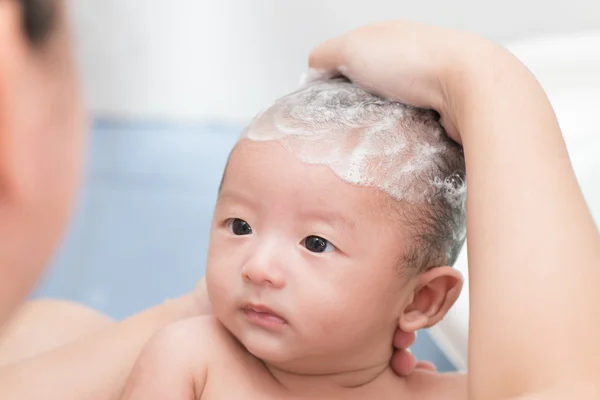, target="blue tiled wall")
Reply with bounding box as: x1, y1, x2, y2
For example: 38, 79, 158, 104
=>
33, 120, 457, 372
